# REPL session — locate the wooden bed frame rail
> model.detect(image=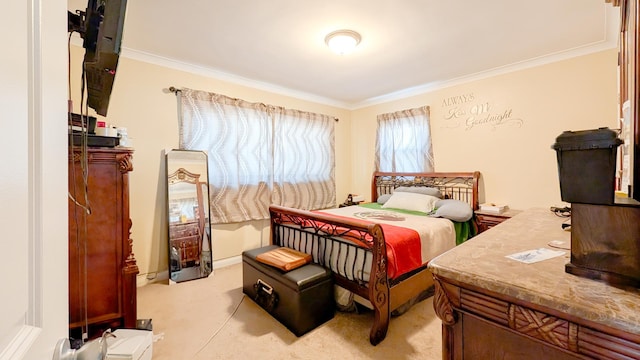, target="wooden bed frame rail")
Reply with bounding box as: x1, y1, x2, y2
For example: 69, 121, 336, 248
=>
269, 171, 481, 345
269, 204, 391, 345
